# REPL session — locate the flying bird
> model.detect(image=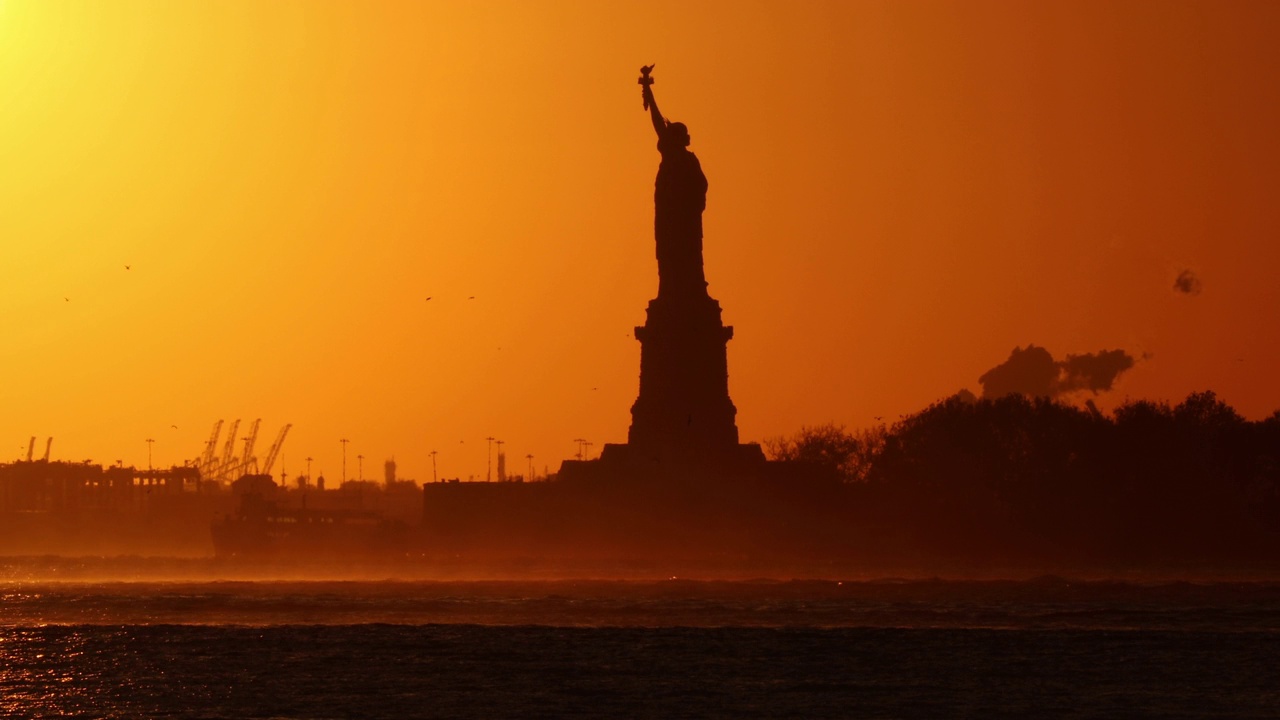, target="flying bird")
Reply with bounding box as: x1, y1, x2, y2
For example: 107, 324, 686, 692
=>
425, 297, 432, 301
124, 265, 131, 270
468, 296, 475, 300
